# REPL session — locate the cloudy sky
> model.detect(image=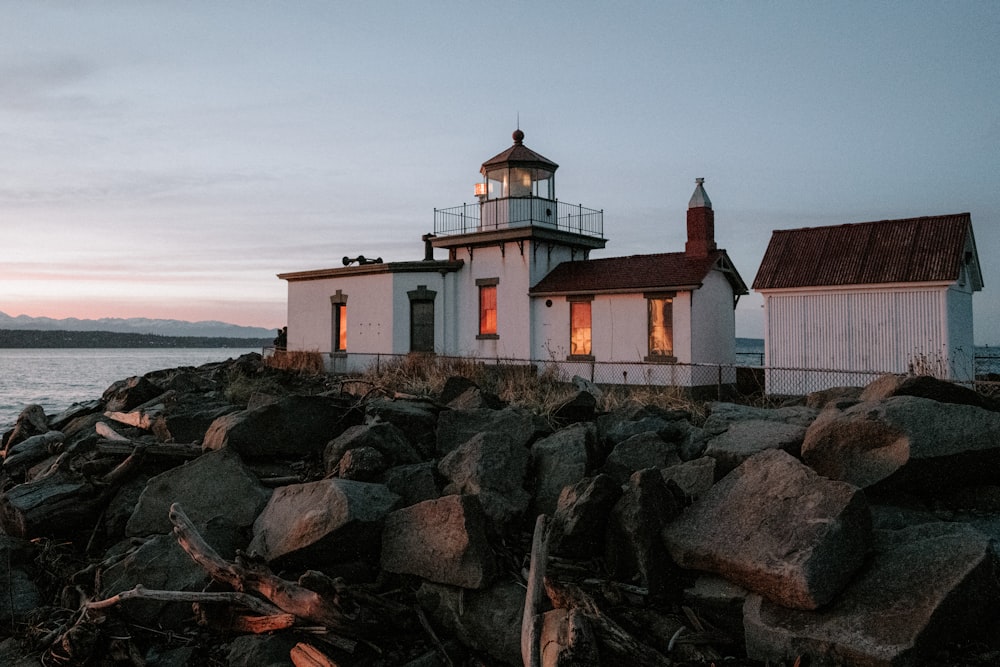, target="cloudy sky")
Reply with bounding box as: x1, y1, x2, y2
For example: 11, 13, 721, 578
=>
2, 2, 998, 342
